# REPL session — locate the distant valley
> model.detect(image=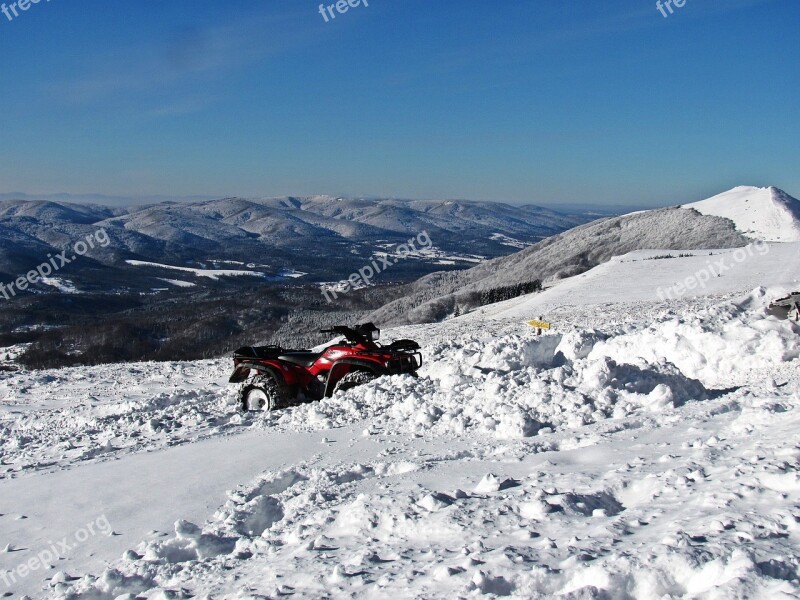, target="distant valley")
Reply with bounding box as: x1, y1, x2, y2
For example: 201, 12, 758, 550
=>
0, 195, 589, 296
